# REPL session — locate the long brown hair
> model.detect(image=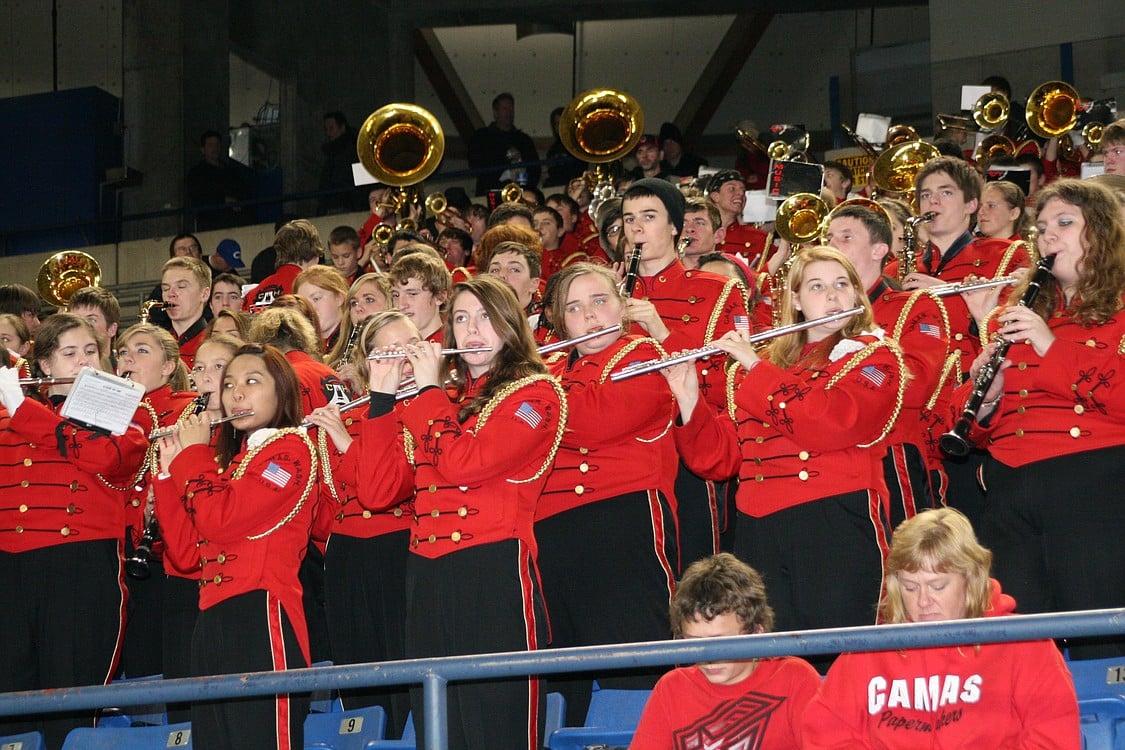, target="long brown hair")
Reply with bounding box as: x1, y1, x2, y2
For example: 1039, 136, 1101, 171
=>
215, 343, 303, 468
31, 313, 106, 377
442, 275, 546, 422
1019, 179, 1125, 325
766, 246, 876, 369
